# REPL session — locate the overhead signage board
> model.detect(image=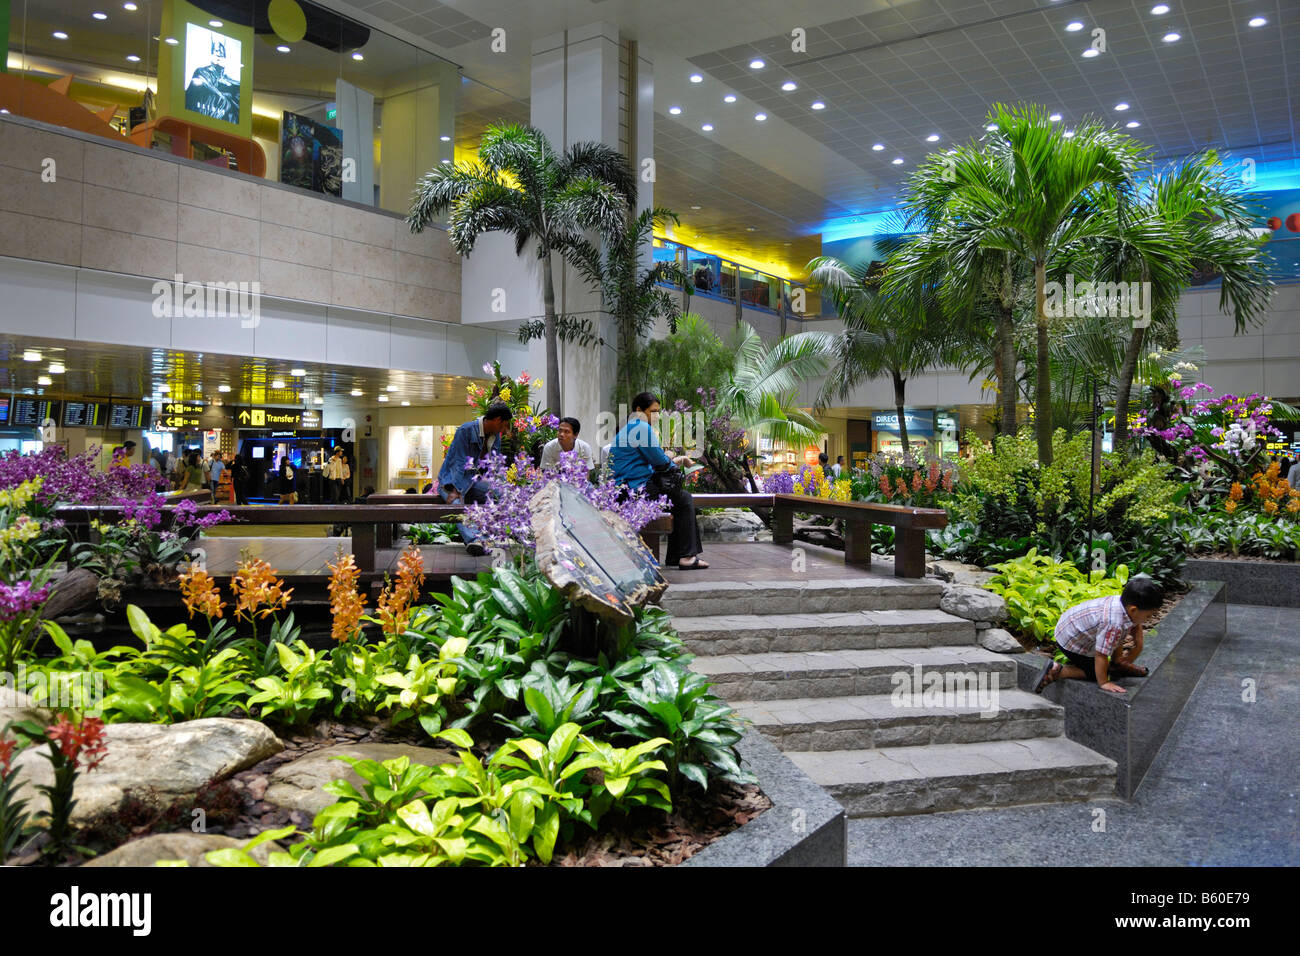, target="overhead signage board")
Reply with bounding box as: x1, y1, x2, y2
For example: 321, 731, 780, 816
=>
62, 401, 106, 428
108, 403, 147, 429
233, 406, 317, 429
12, 397, 58, 427
154, 400, 205, 431
872, 410, 935, 435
